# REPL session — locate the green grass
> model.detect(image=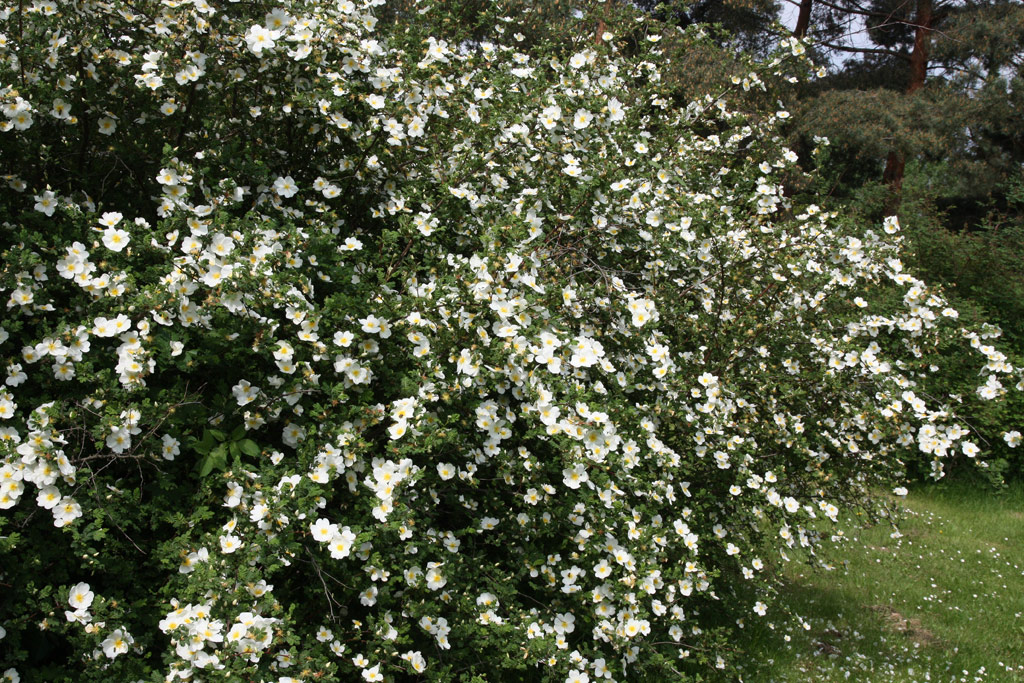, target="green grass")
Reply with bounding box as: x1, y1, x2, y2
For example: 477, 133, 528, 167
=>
737, 481, 1024, 682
